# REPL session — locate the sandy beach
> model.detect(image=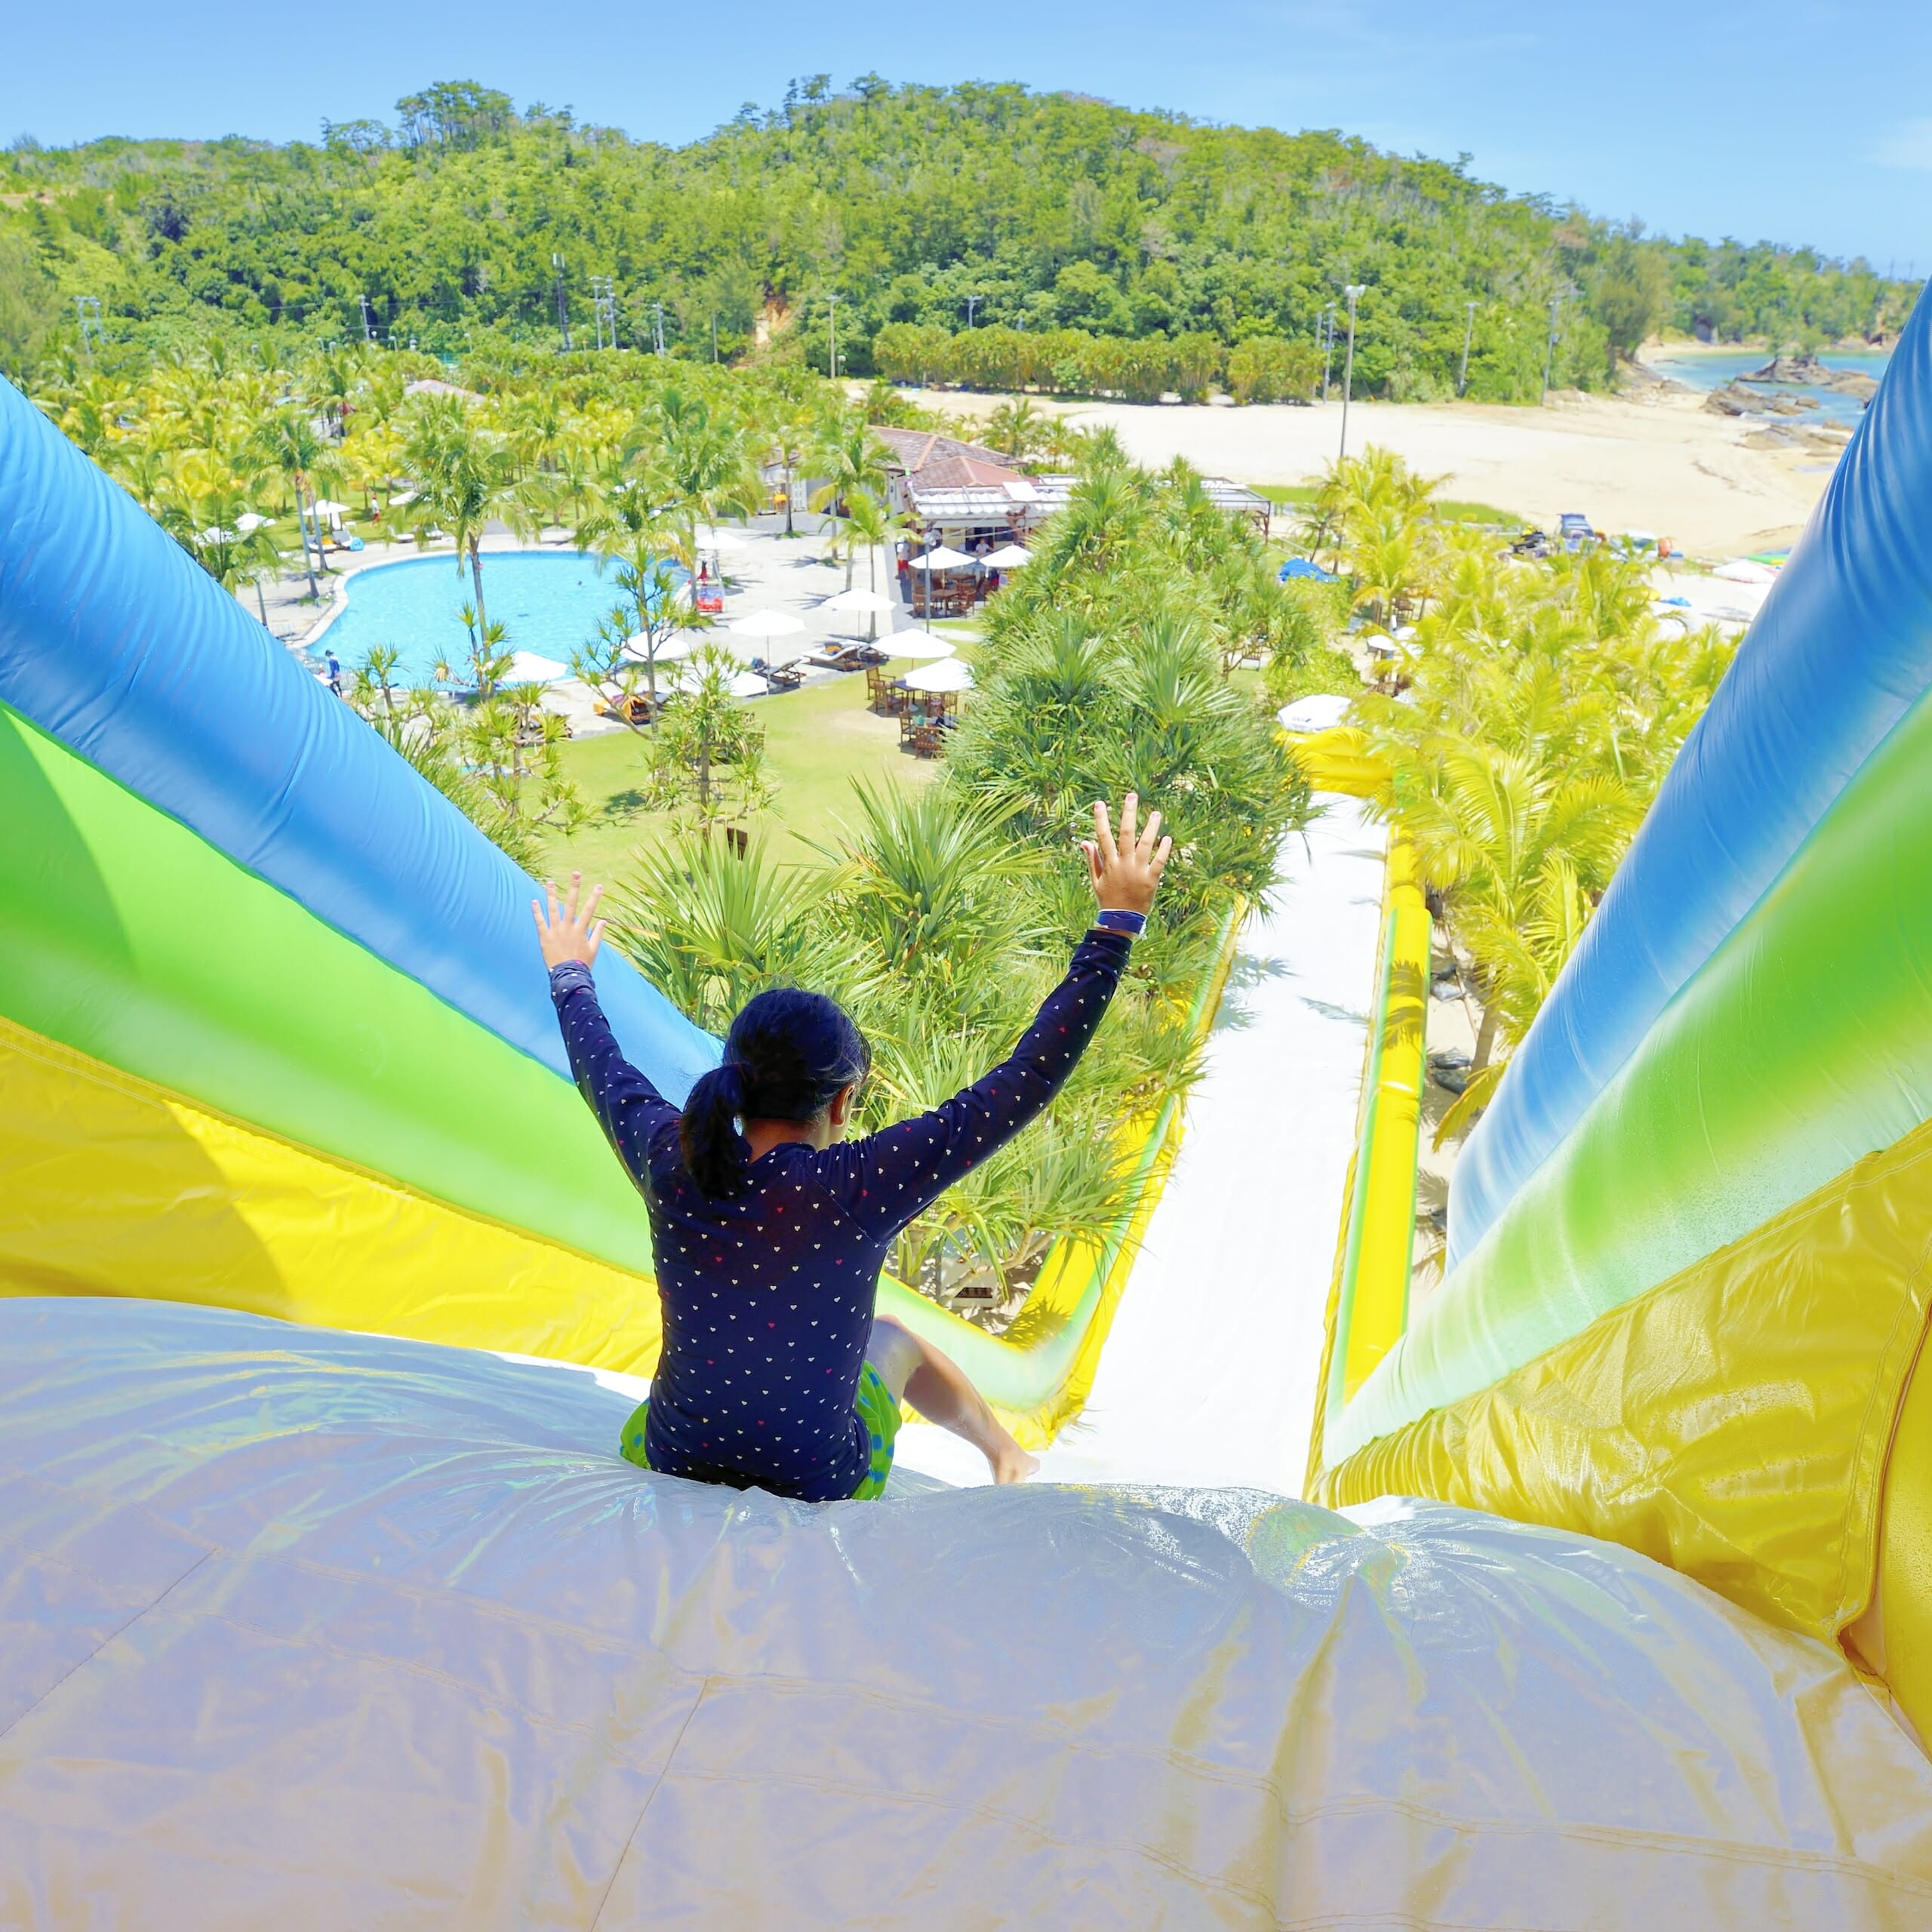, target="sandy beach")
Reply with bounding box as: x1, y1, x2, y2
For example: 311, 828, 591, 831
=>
908, 383, 1838, 559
